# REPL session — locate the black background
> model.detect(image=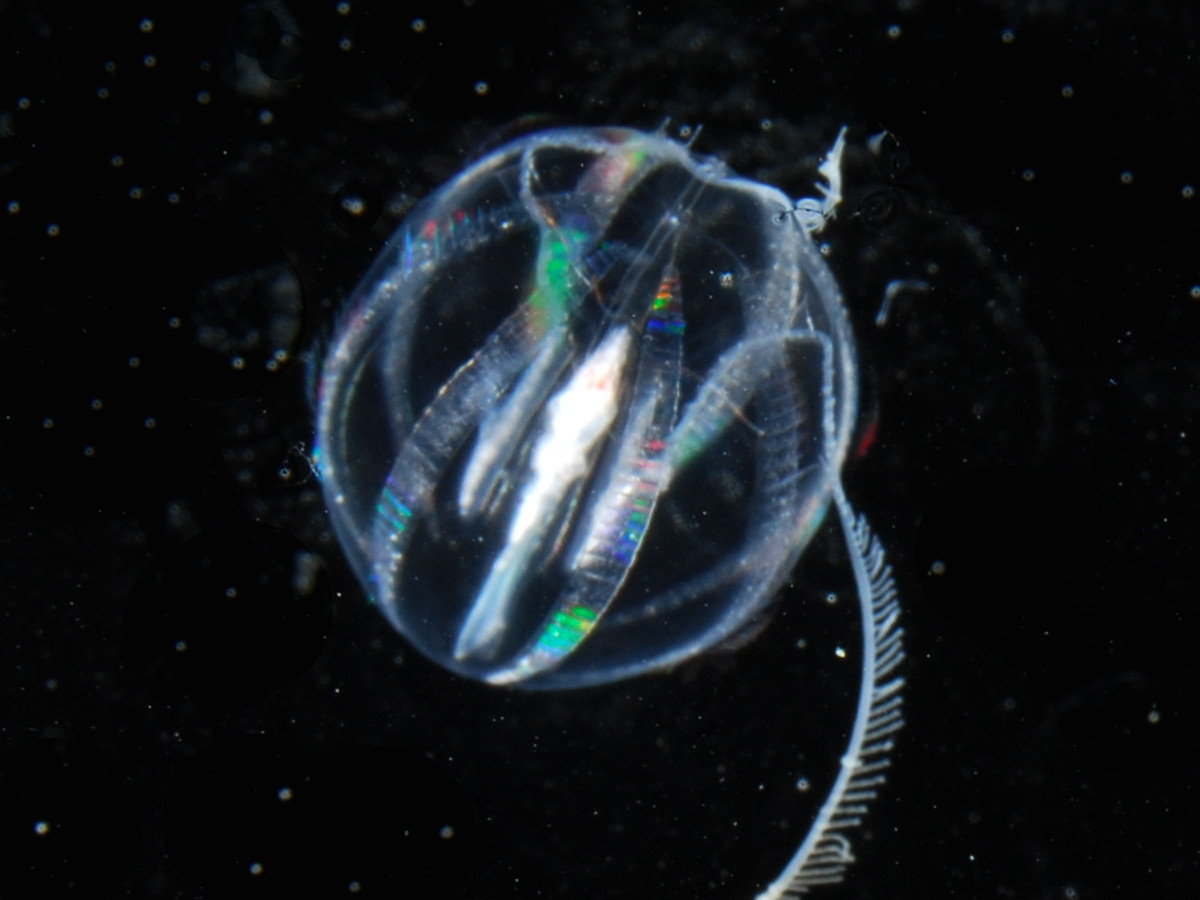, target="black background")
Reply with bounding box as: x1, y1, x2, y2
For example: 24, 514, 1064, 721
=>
2, 0, 1198, 898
